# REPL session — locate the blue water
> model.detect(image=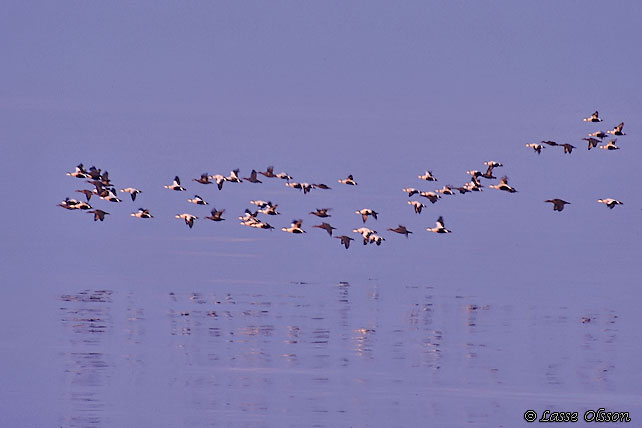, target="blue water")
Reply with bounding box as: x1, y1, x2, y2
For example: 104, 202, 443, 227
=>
2, 276, 640, 427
